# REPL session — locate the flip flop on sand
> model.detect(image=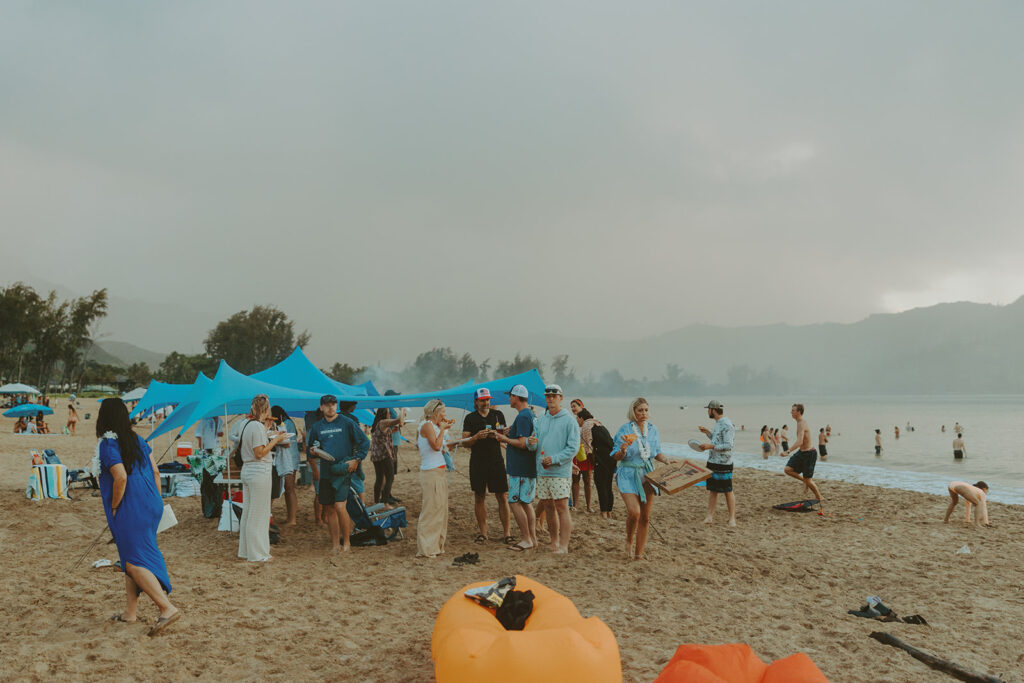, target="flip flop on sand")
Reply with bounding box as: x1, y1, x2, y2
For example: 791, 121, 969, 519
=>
147, 611, 181, 637
502, 536, 516, 545
110, 613, 136, 623
474, 534, 487, 544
